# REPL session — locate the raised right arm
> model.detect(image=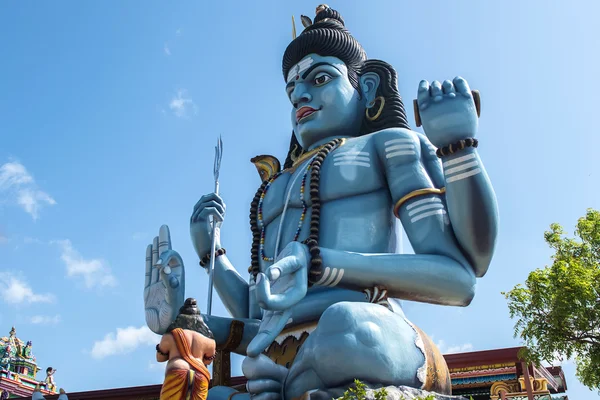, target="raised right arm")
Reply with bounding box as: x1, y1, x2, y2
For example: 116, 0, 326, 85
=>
210, 255, 249, 318
190, 193, 250, 318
